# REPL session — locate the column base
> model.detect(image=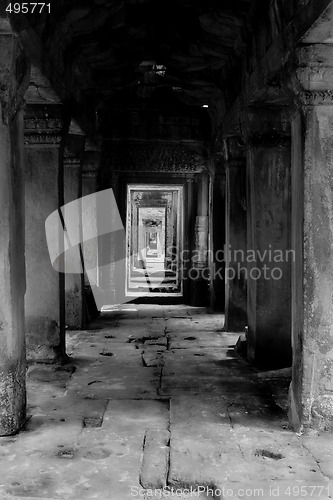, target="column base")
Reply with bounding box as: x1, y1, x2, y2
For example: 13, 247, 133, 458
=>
26, 317, 66, 363
0, 363, 26, 436
225, 303, 247, 332
311, 395, 333, 432
288, 382, 303, 433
